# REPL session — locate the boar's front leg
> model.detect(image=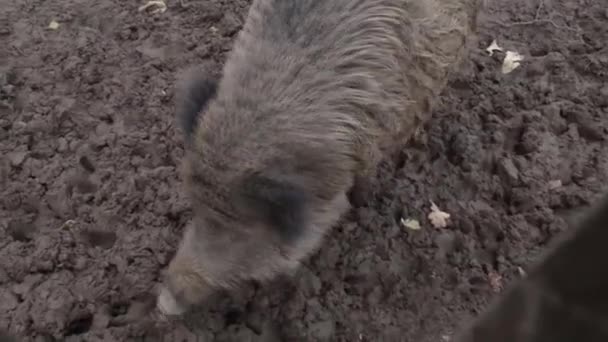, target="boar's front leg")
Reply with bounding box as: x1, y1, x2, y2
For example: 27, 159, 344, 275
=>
348, 174, 373, 208
348, 144, 381, 208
